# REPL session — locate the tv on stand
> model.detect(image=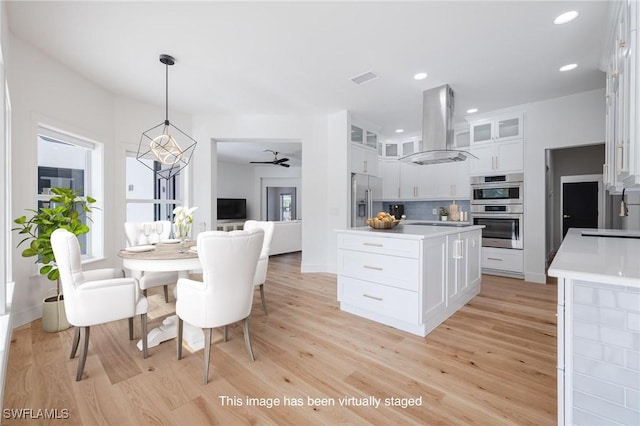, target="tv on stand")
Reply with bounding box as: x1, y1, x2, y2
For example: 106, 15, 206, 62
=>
217, 198, 247, 220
